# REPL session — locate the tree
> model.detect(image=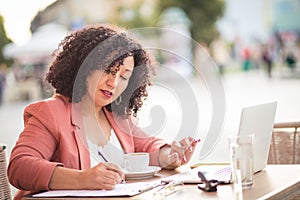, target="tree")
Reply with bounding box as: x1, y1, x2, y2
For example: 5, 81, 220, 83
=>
113, 1, 225, 45
157, 0, 225, 44
0, 15, 13, 67
112, 2, 158, 29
